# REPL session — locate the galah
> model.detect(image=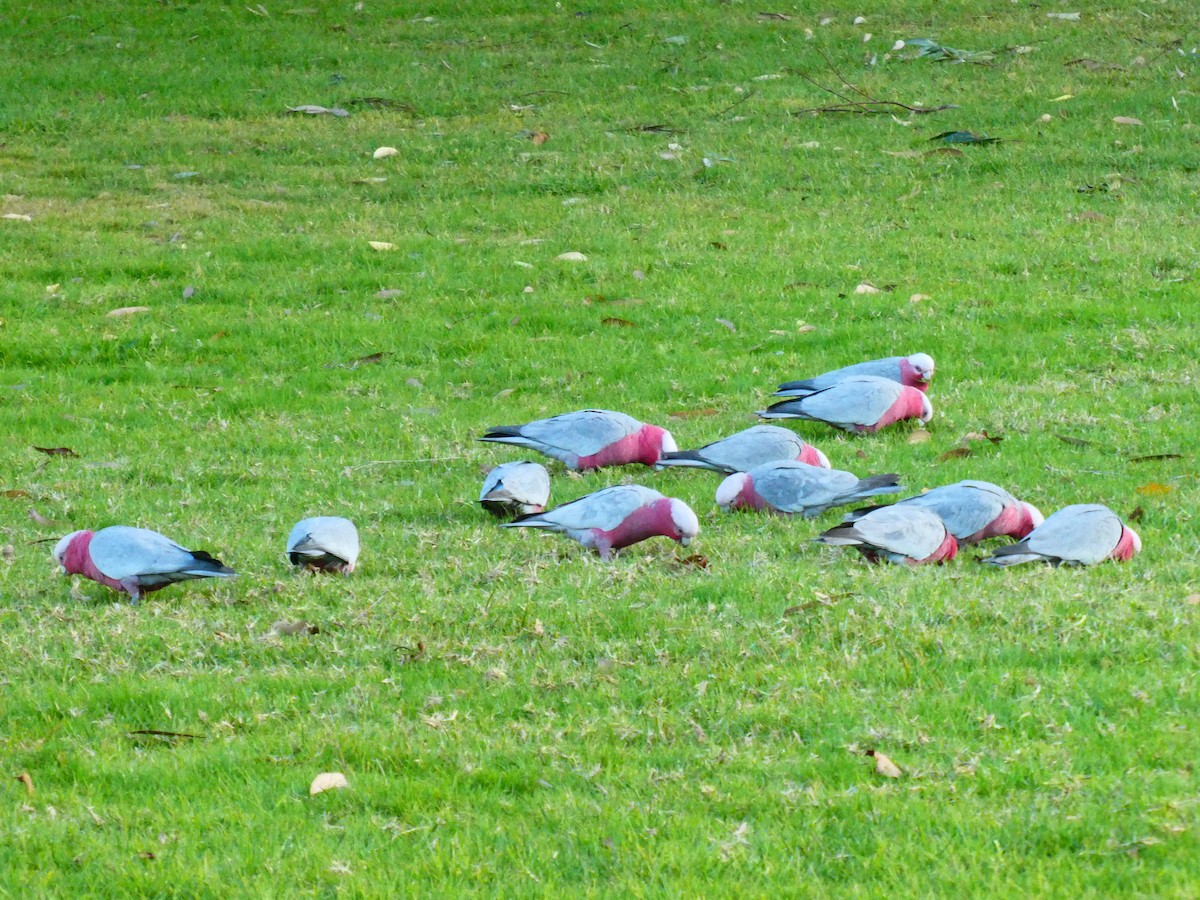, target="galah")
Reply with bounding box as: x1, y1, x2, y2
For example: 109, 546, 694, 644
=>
287, 516, 360, 573
53, 526, 235, 603
656, 424, 830, 474
844, 480, 1043, 544
501, 484, 699, 560
758, 376, 932, 434
716, 461, 902, 518
480, 409, 676, 471
982, 504, 1141, 567
479, 461, 551, 518
815, 505, 958, 566
775, 352, 935, 398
